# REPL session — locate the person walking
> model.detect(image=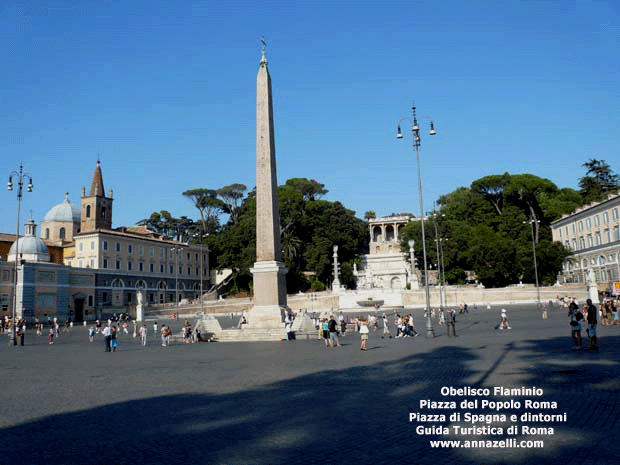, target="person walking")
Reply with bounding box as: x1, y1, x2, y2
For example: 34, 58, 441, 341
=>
381, 314, 392, 338
139, 323, 148, 346
110, 326, 118, 352
321, 319, 330, 348
328, 316, 340, 347
359, 318, 369, 351
88, 325, 95, 343
48, 326, 54, 345
497, 309, 511, 330
568, 301, 583, 349
446, 308, 457, 337
586, 298, 598, 350
102, 325, 111, 352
